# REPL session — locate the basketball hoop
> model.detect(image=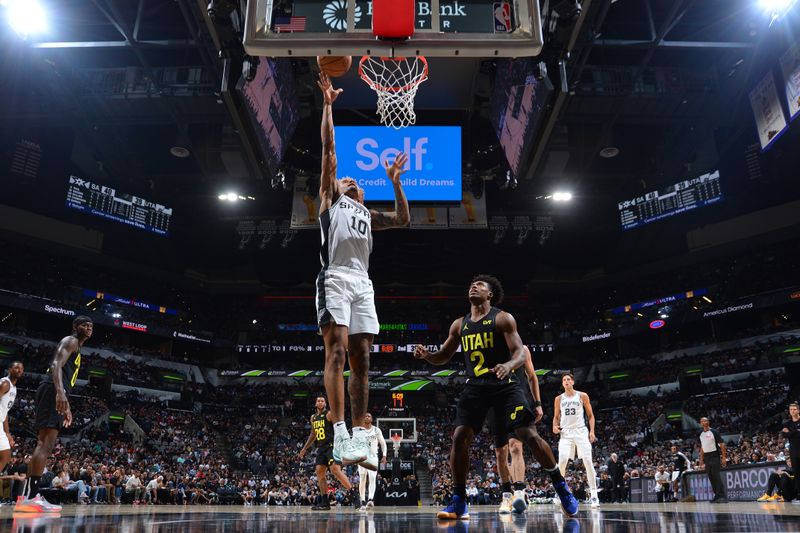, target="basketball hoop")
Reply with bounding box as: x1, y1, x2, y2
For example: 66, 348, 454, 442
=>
390, 433, 403, 458
359, 56, 428, 129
